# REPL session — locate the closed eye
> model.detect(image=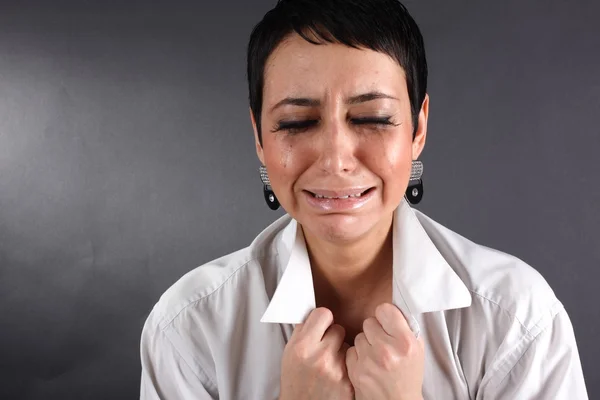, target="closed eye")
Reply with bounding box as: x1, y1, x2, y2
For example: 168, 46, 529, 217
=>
271, 116, 399, 135
272, 119, 319, 134
351, 116, 399, 126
